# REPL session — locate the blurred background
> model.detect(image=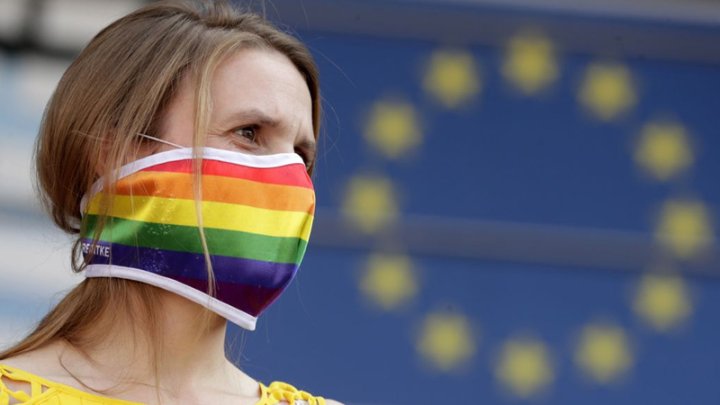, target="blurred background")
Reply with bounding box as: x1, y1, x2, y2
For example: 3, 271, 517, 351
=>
1, 0, 719, 404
